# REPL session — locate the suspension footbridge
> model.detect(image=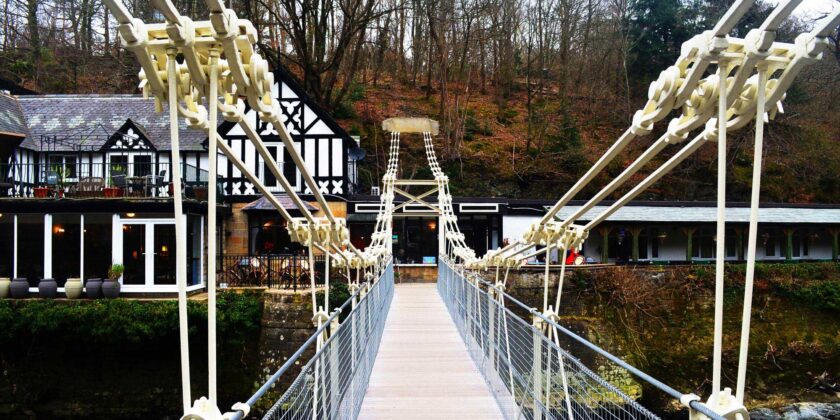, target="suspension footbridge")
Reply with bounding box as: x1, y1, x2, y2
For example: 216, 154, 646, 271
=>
101, 0, 840, 419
